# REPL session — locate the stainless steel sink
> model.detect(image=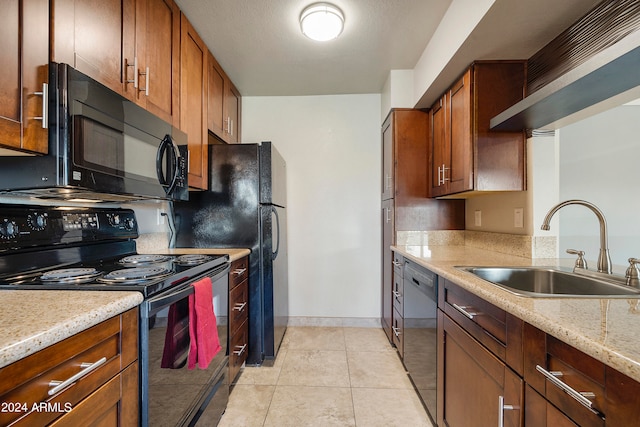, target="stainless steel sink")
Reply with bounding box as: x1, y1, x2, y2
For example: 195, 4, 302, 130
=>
457, 266, 640, 298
